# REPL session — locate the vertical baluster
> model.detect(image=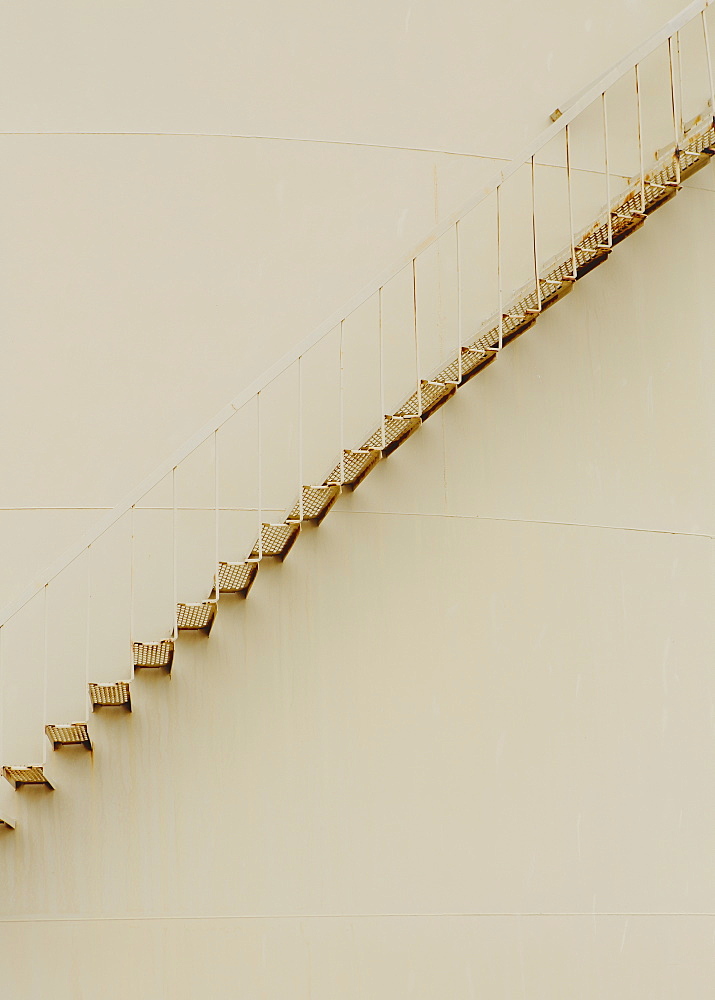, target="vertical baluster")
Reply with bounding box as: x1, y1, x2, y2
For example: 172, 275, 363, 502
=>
496, 185, 503, 350
339, 320, 345, 484
214, 430, 220, 600
41, 584, 48, 765
566, 125, 577, 278
0, 627, 4, 769
703, 10, 715, 123
172, 467, 178, 636
85, 546, 92, 714
530, 156, 542, 312
635, 64, 647, 215
669, 36, 682, 185
412, 257, 422, 411
256, 393, 263, 560
603, 92, 613, 247
298, 358, 304, 520
456, 220, 463, 381
676, 30, 685, 141
130, 505, 135, 676
379, 288, 386, 450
